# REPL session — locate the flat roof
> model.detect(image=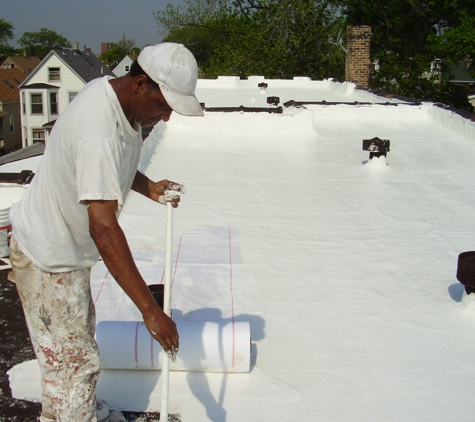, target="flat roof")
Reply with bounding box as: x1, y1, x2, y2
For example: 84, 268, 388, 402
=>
8, 78, 475, 422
